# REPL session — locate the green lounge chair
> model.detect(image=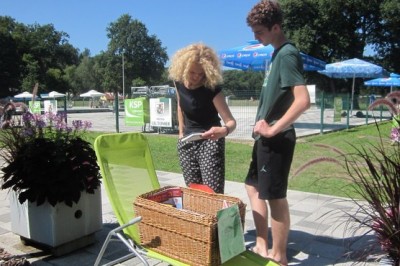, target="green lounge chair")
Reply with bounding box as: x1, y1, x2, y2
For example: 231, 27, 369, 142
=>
93, 132, 278, 266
